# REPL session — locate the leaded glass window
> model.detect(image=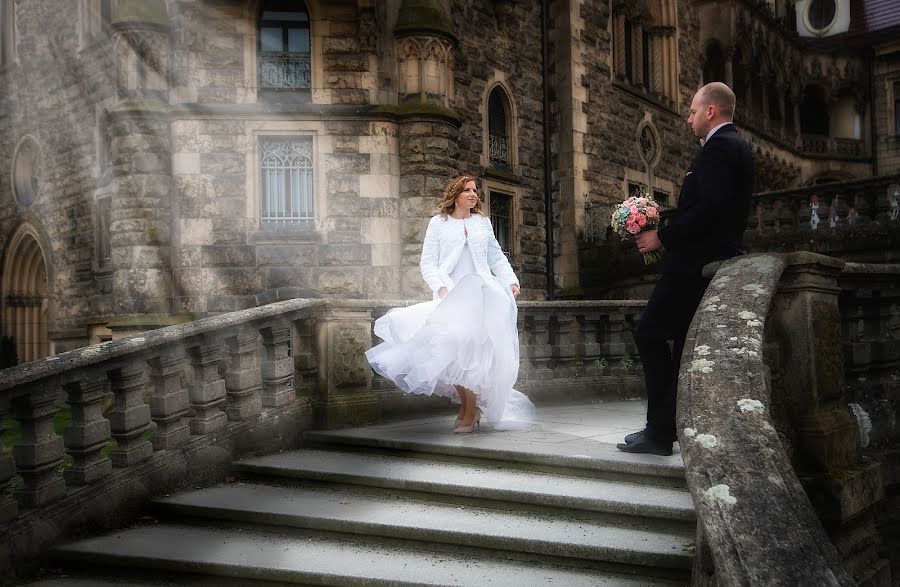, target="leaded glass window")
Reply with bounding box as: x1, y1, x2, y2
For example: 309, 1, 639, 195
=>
258, 0, 311, 89
490, 191, 512, 256
489, 88, 511, 170
260, 138, 314, 223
